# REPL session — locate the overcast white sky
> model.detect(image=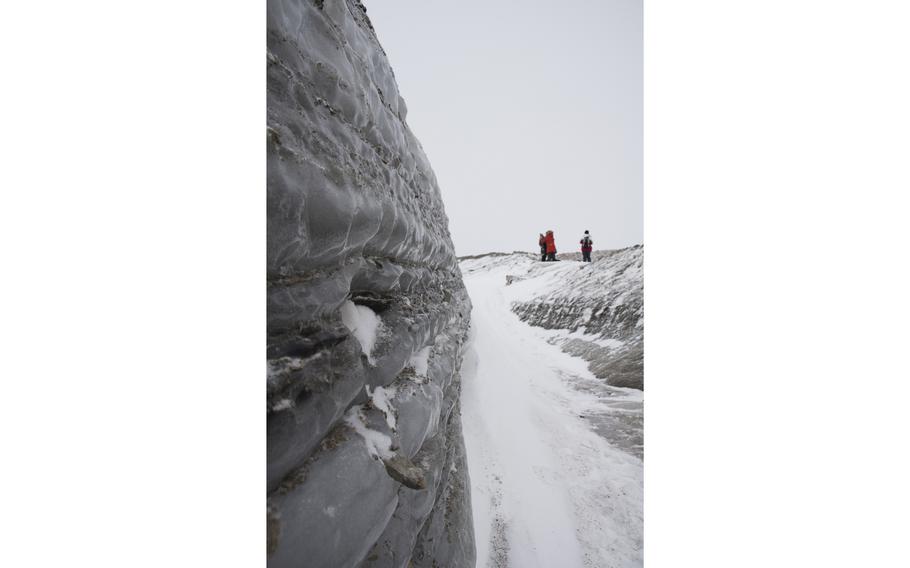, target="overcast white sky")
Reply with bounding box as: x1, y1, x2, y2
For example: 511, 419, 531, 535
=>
367, 0, 642, 256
